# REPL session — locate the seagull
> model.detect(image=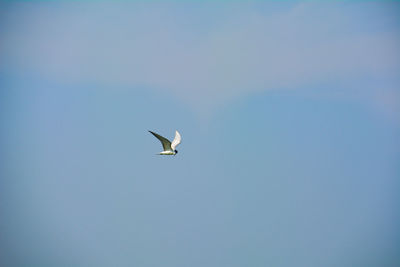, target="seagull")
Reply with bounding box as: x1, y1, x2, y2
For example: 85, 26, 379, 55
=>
149, 130, 181, 155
